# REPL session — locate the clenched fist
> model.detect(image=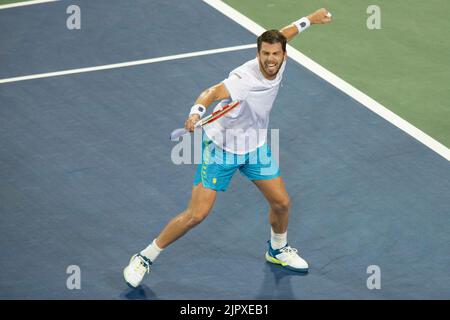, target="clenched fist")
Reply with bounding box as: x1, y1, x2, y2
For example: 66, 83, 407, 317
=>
308, 8, 332, 24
